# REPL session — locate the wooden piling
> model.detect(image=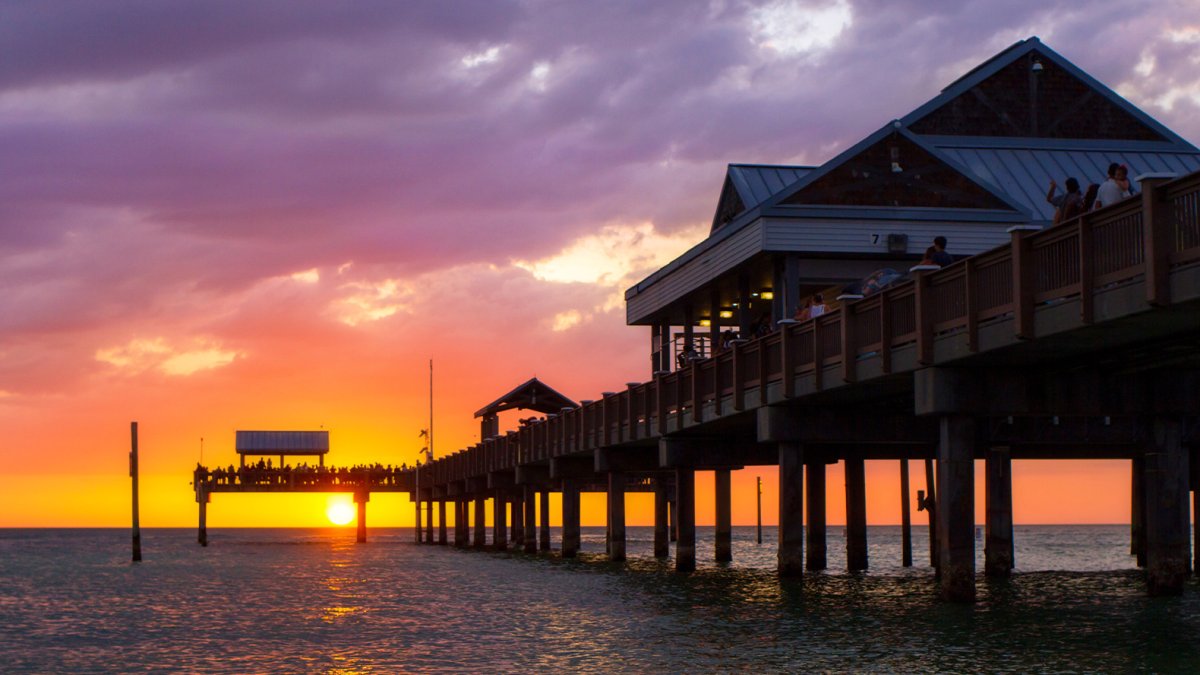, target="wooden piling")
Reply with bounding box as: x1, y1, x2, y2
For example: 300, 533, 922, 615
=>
715, 469, 732, 562
562, 479, 581, 558
539, 490, 551, 552
414, 500, 422, 544
806, 459, 826, 571
512, 496, 523, 546
473, 495, 486, 549
608, 472, 627, 561
675, 468, 696, 573
355, 492, 368, 544
438, 500, 447, 545
985, 446, 1014, 577
1132, 456, 1146, 566
845, 456, 868, 572
1143, 416, 1189, 596
925, 458, 938, 569
197, 484, 208, 547
937, 416, 976, 602
653, 477, 669, 558
425, 495, 434, 544
900, 459, 911, 567
523, 487, 537, 553
493, 492, 508, 551
131, 421, 142, 562
778, 443, 804, 576
756, 476, 762, 545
